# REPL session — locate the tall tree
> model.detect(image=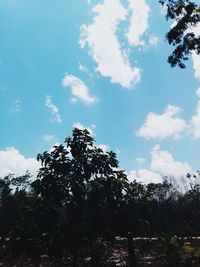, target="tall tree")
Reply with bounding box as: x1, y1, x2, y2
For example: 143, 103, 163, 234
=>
32, 128, 128, 265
